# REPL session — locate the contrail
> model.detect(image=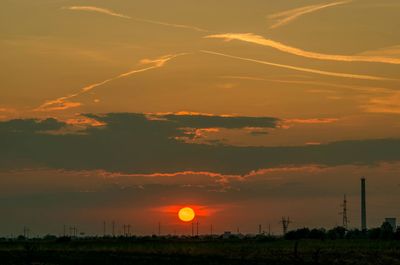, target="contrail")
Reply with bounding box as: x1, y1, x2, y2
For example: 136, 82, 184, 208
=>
35, 54, 187, 112
220, 75, 390, 94
268, 1, 352, 29
200, 50, 393, 81
132, 17, 209, 33
63, 6, 131, 19
205, 33, 400, 65
64, 6, 209, 33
